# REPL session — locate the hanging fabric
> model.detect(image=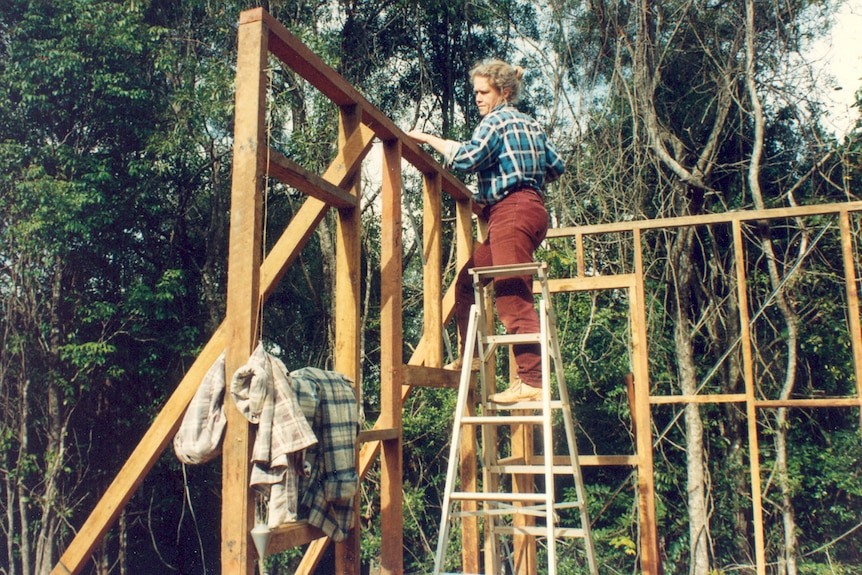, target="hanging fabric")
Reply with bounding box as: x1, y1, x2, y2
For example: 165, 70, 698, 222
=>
230, 342, 319, 528
290, 367, 359, 542
173, 351, 228, 465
